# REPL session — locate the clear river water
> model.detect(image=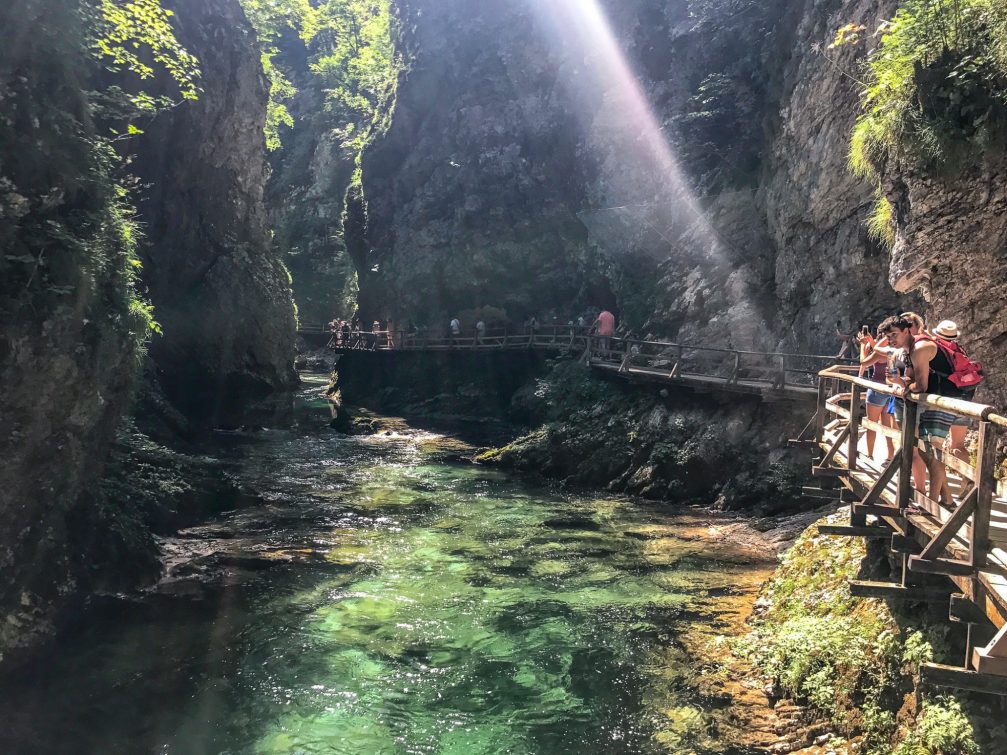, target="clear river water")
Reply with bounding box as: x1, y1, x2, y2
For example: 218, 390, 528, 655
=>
0, 376, 776, 755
